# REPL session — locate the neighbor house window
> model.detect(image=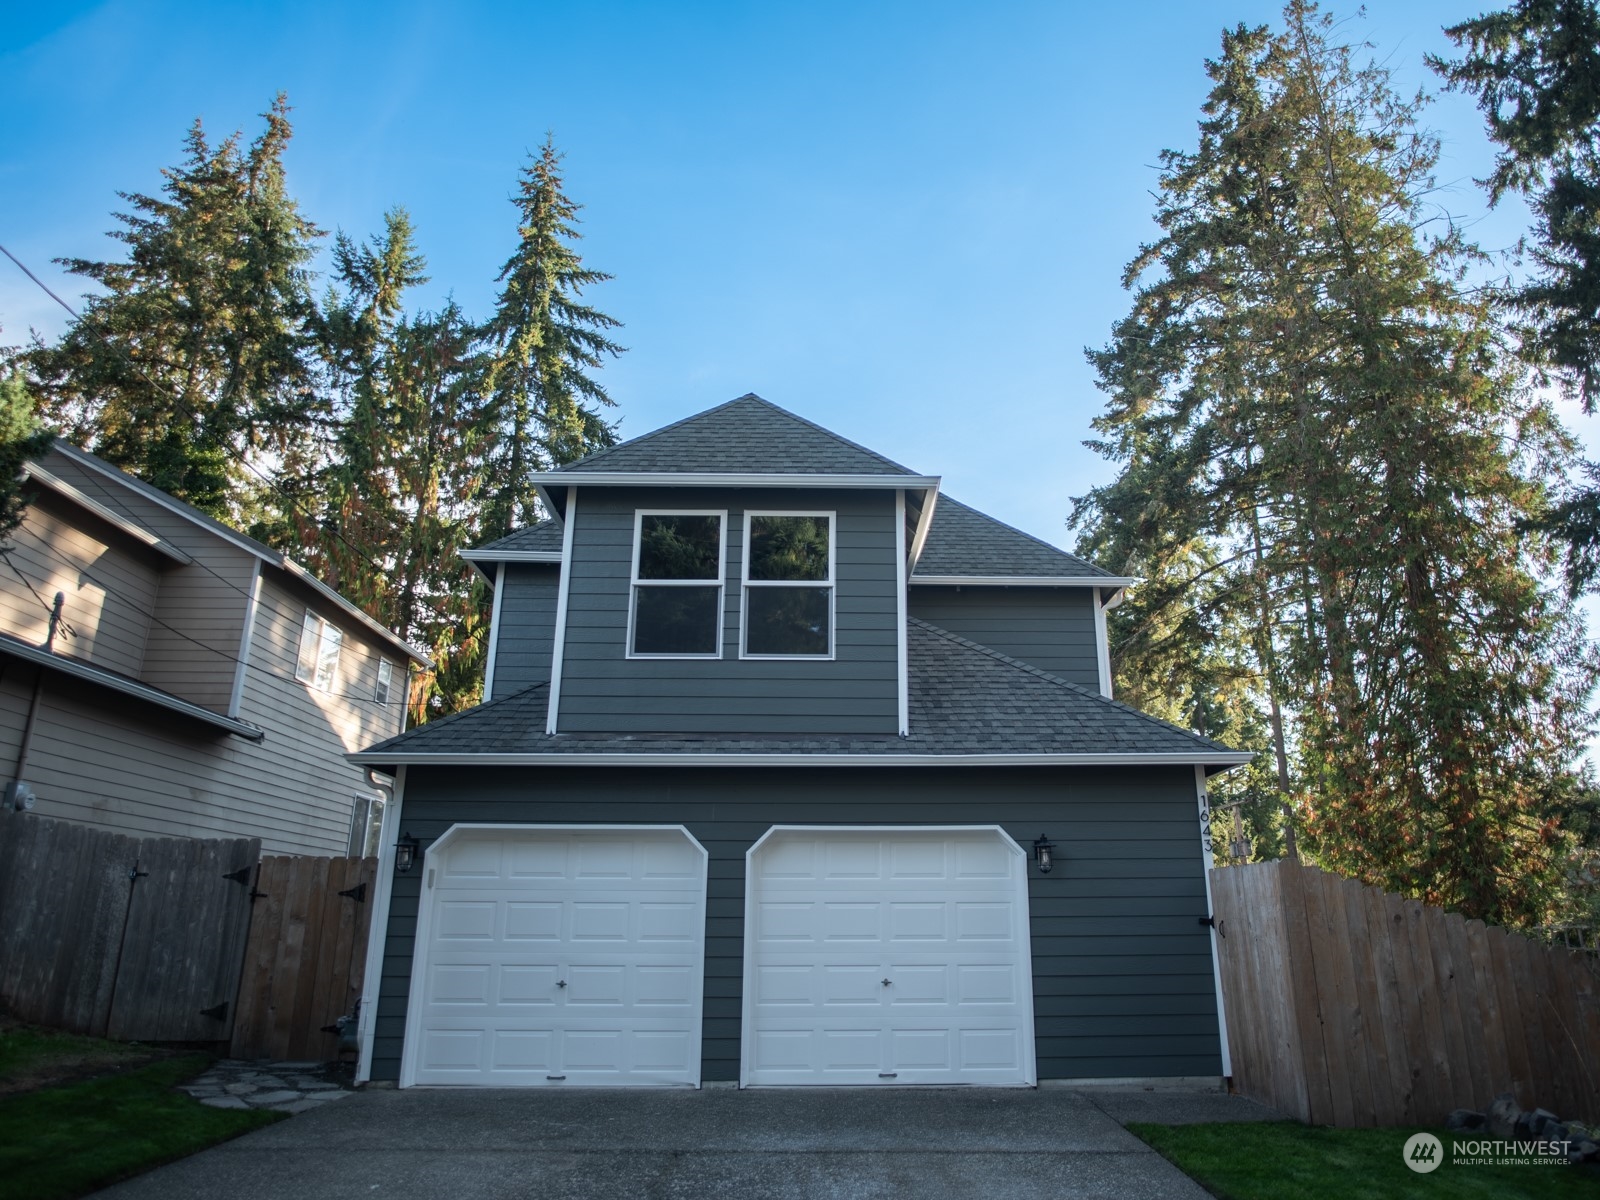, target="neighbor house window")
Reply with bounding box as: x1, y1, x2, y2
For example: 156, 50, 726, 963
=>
742, 513, 834, 658
296, 611, 343, 691
349, 792, 385, 857
629, 512, 726, 657
374, 659, 394, 705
